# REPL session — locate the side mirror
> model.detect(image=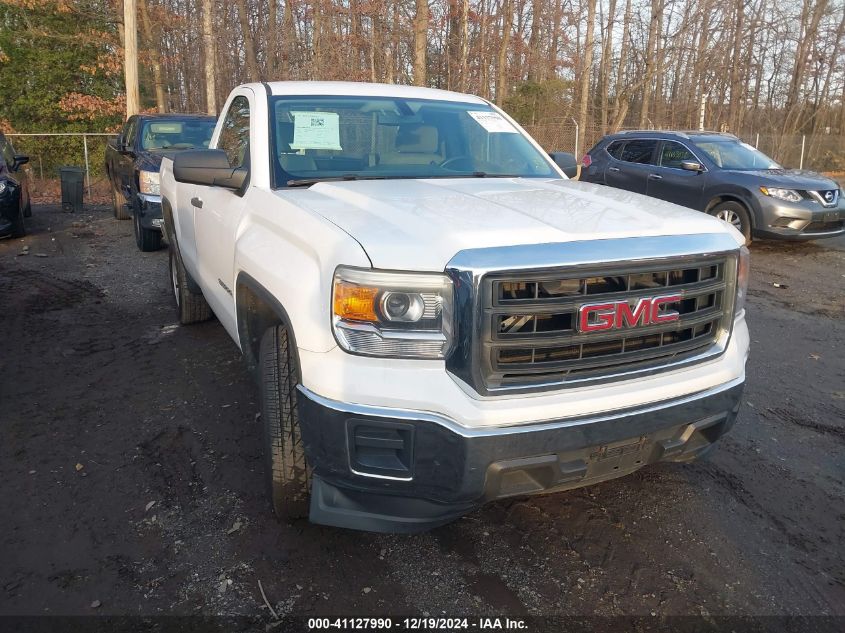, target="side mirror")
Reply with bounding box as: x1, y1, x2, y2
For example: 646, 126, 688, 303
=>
173, 149, 247, 191
681, 160, 703, 172
549, 151, 579, 179
12, 155, 29, 170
